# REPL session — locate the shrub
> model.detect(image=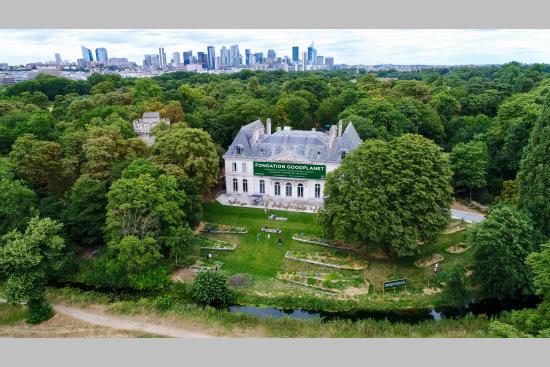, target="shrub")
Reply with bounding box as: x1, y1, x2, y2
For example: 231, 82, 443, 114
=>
192, 270, 230, 307
26, 298, 55, 324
